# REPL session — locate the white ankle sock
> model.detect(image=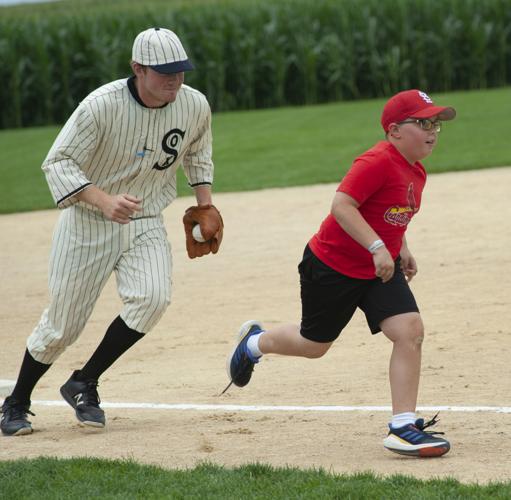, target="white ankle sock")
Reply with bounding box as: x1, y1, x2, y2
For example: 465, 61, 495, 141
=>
391, 412, 416, 429
247, 332, 264, 358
